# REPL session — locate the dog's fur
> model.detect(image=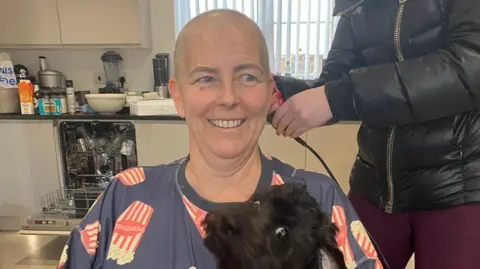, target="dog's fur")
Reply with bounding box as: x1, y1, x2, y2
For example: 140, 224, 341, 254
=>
203, 183, 347, 269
